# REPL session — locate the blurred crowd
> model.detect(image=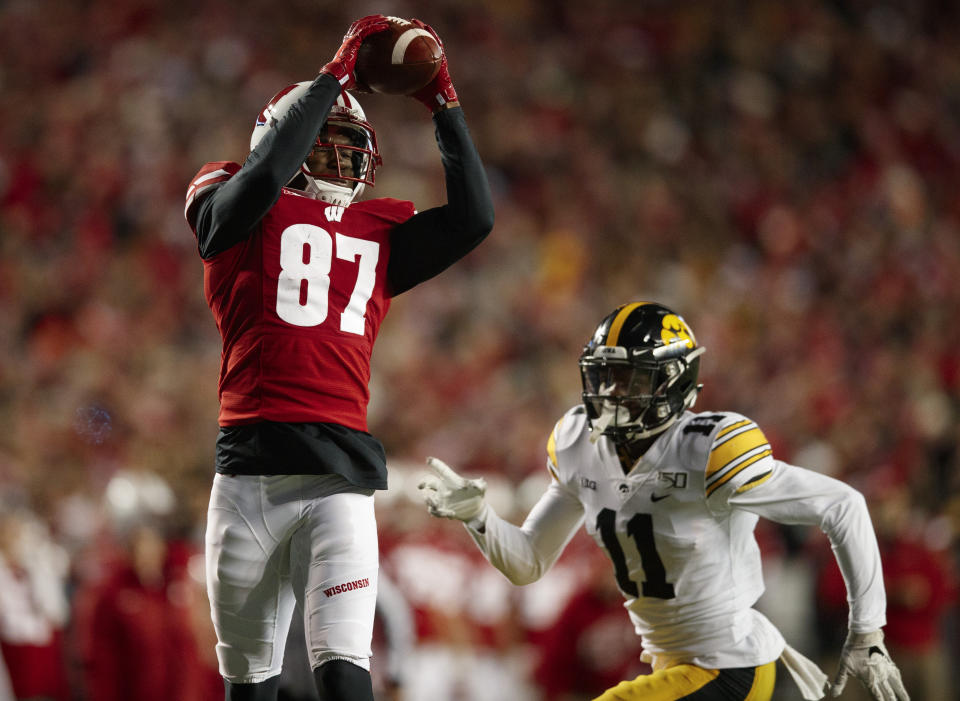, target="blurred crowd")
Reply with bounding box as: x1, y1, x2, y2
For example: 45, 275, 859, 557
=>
1, 0, 959, 699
